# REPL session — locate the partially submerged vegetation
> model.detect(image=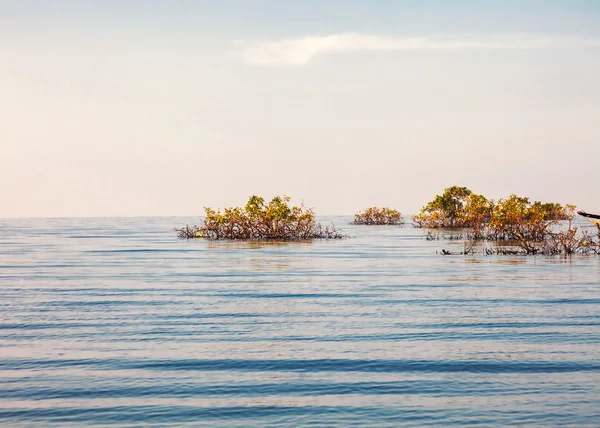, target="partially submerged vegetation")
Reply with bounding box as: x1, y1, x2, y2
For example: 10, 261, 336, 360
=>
352, 207, 403, 225
175, 187, 598, 256
416, 186, 597, 256
432, 224, 600, 256
413, 186, 493, 229
177, 195, 346, 240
